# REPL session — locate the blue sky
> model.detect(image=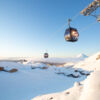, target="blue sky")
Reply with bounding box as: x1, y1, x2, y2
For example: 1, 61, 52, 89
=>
0, 0, 100, 58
